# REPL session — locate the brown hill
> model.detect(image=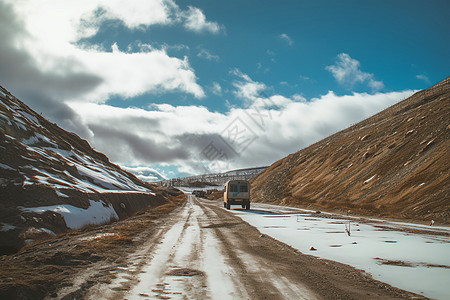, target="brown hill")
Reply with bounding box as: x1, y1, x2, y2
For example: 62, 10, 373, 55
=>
251, 77, 449, 225
0, 85, 181, 254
